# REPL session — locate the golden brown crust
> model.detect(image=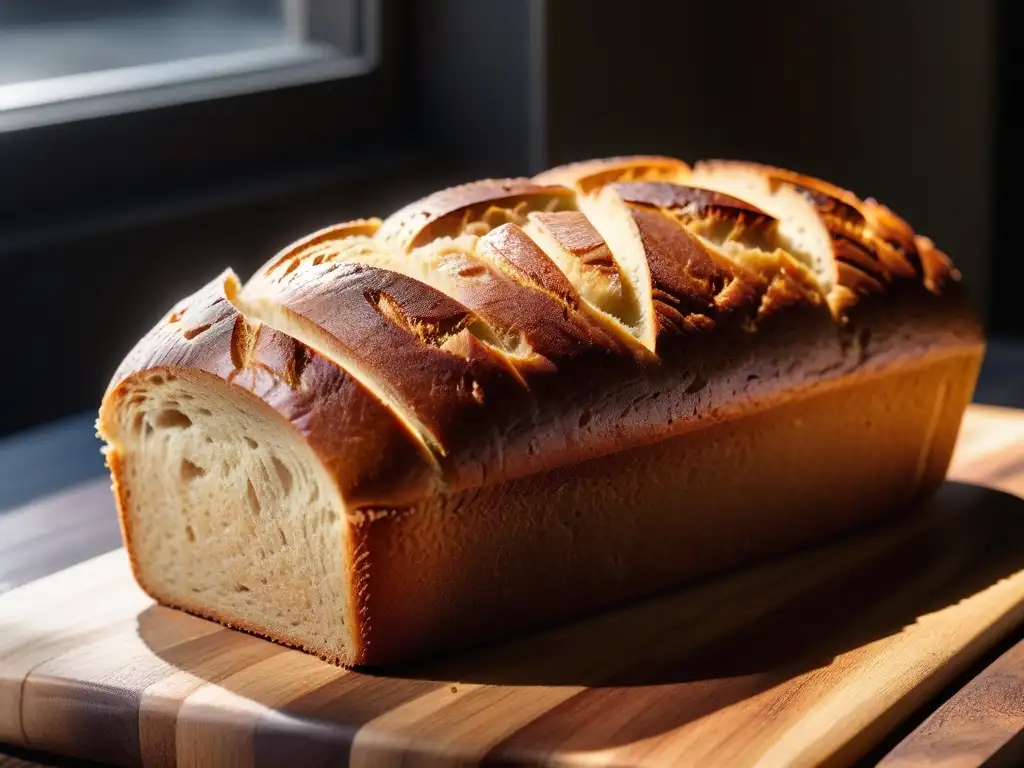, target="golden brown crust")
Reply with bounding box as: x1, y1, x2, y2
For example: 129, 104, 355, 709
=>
622, 182, 827, 323
100, 276, 435, 509
696, 159, 927, 291
467, 224, 638, 363
529, 210, 607, 257
534, 155, 691, 193
610, 181, 800, 311
377, 179, 576, 252
478, 222, 581, 310
522, 210, 637, 334
755, 163, 920, 260
628, 204, 752, 336
104, 157, 982, 507
263, 219, 383, 277
240, 259, 535, 484
614, 181, 773, 220
351, 345, 983, 665
240, 250, 652, 492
